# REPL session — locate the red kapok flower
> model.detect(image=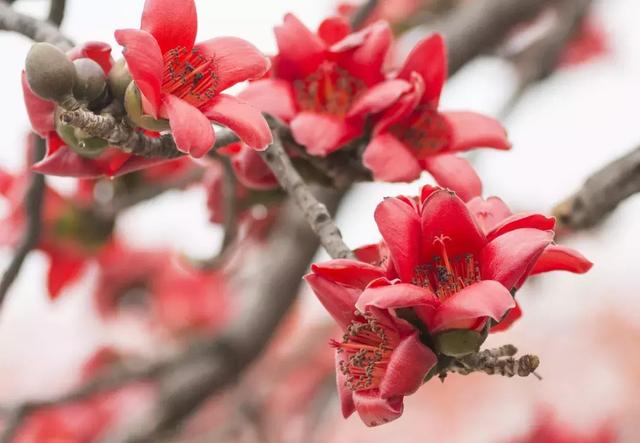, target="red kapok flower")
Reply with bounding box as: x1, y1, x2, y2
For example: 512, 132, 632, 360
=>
466, 195, 593, 331
240, 14, 392, 156
114, 0, 272, 157
351, 35, 511, 200
305, 260, 437, 426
